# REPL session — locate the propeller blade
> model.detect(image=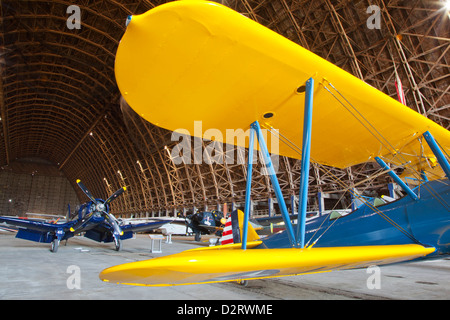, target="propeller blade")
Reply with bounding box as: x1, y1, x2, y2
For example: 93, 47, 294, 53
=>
104, 212, 124, 236
105, 186, 127, 205
69, 211, 95, 233
76, 179, 98, 204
